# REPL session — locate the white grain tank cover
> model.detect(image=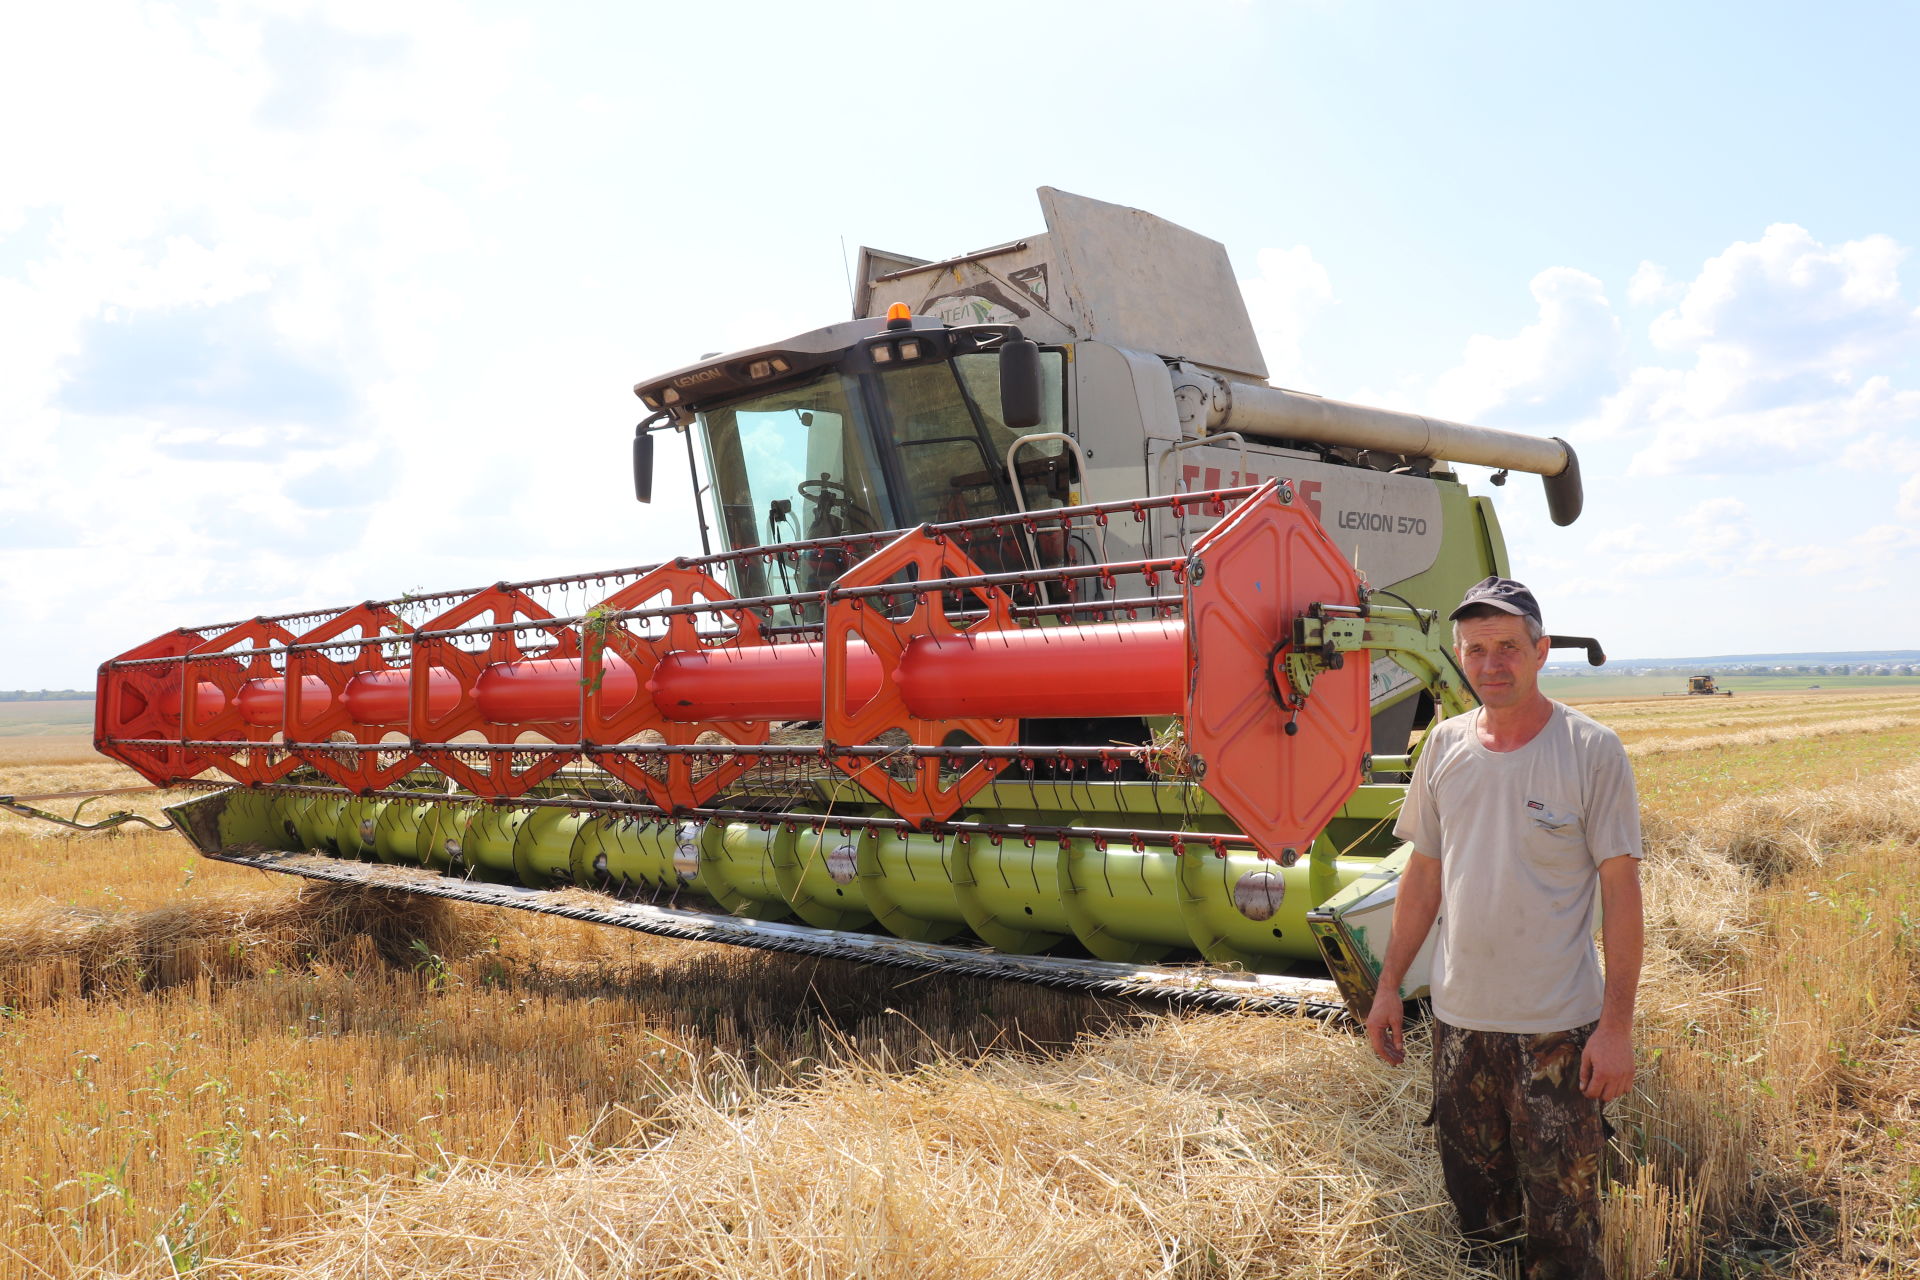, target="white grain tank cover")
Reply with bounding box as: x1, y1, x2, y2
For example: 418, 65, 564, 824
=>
857, 187, 1269, 381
